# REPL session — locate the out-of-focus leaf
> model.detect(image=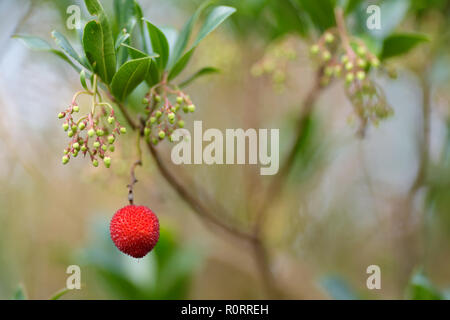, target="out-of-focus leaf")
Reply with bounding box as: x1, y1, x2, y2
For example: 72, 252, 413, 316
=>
13, 35, 82, 72
83, 0, 116, 83
380, 33, 429, 60
345, 0, 364, 14
169, 0, 213, 67
295, 0, 336, 31
49, 288, 71, 300
144, 20, 170, 71
406, 270, 443, 300
168, 48, 195, 81
51, 30, 91, 70
179, 67, 220, 88
320, 275, 359, 300
80, 69, 88, 90
111, 57, 153, 101
12, 284, 27, 300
